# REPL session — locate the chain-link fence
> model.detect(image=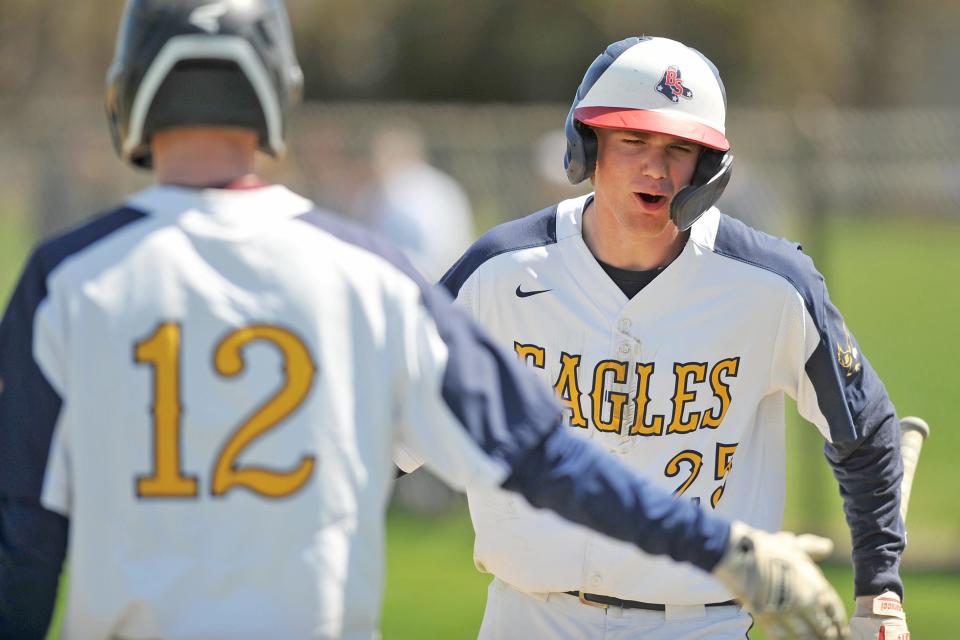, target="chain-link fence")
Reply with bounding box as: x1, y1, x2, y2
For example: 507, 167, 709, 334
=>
3, 100, 959, 236
2, 101, 958, 565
